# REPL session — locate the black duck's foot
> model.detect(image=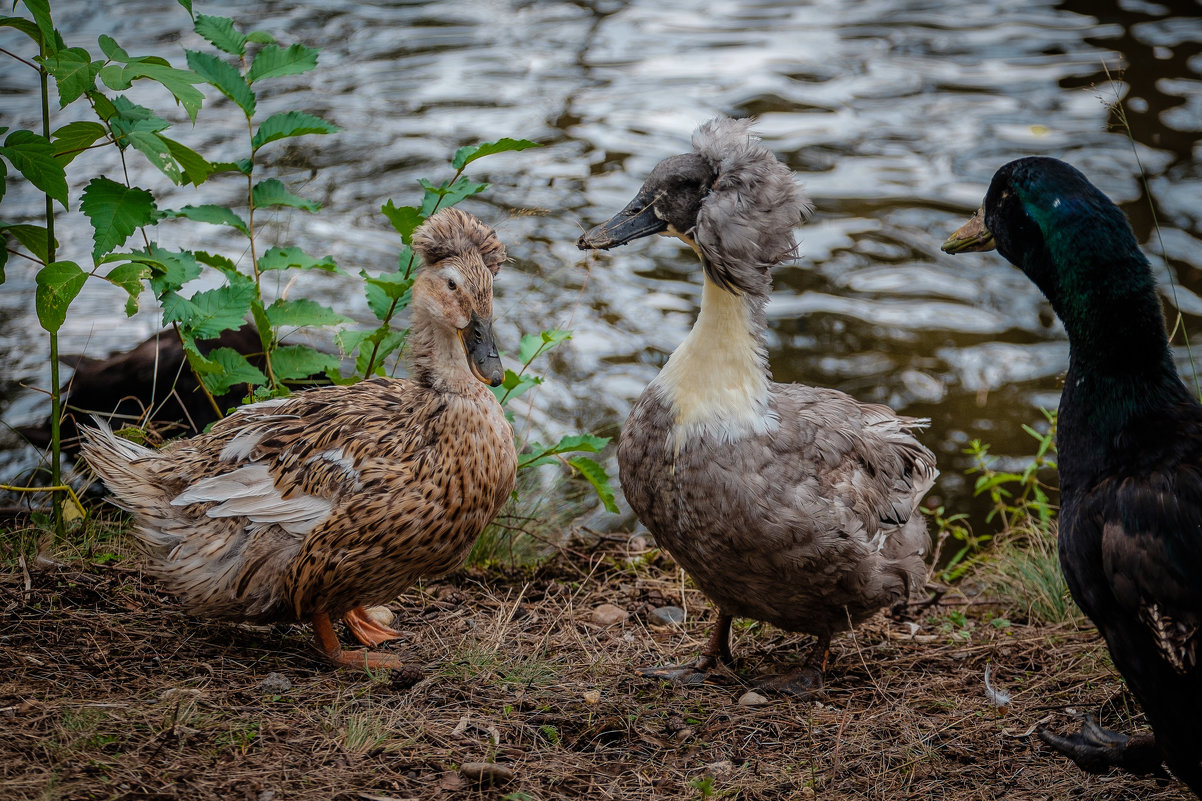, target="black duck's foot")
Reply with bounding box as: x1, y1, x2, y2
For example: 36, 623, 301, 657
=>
1038, 715, 1167, 778
638, 655, 724, 686
754, 664, 824, 697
